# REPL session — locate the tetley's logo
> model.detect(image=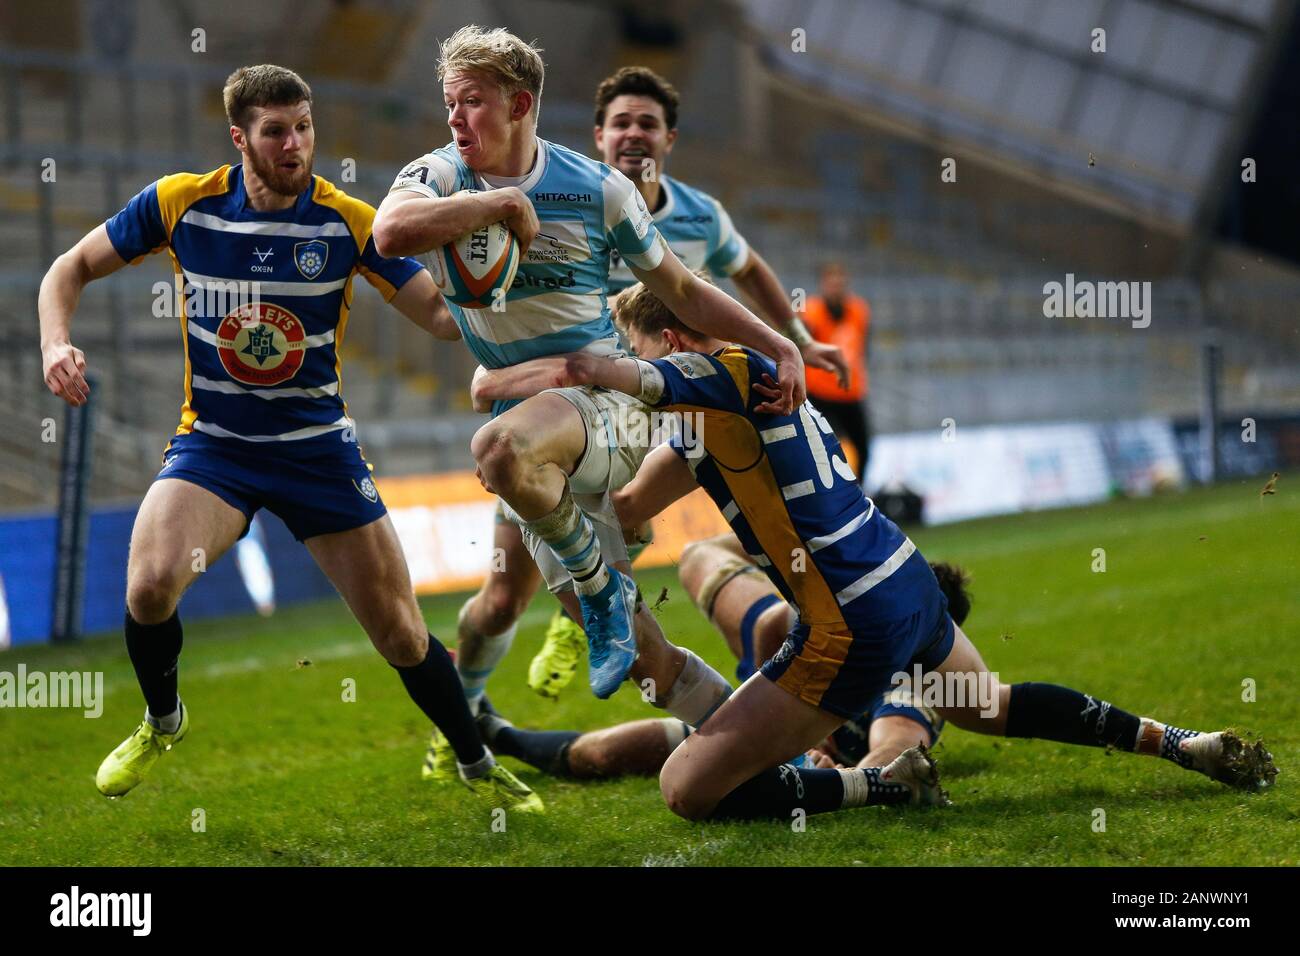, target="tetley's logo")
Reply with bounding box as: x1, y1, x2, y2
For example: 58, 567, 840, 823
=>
294, 240, 328, 280
216, 302, 307, 387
